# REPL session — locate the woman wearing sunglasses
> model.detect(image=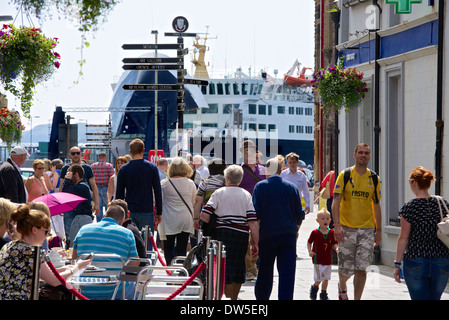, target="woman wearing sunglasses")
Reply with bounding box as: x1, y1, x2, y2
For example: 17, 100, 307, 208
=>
0, 204, 91, 300
25, 159, 49, 202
